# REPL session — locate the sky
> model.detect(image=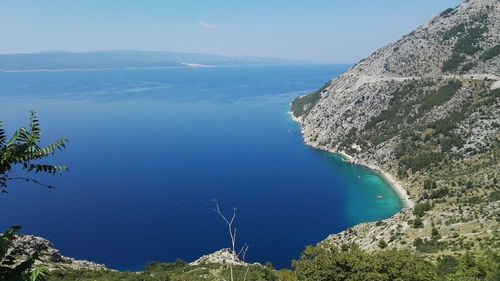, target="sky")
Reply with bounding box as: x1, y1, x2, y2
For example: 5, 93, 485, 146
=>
0, 0, 462, 63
